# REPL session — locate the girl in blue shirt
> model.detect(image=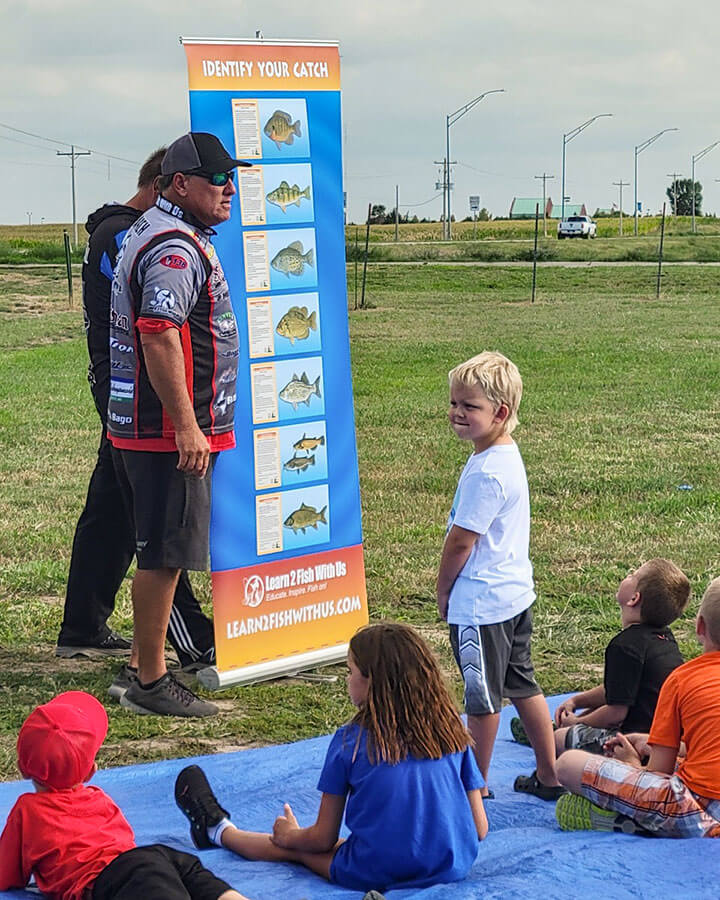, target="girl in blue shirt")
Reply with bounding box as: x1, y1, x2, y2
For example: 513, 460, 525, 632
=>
176, 623, 488, 893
